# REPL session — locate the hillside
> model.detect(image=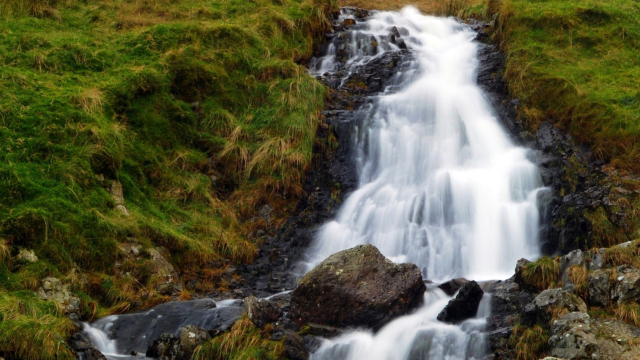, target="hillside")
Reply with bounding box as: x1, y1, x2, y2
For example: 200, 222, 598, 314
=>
0, 0, 335, 358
